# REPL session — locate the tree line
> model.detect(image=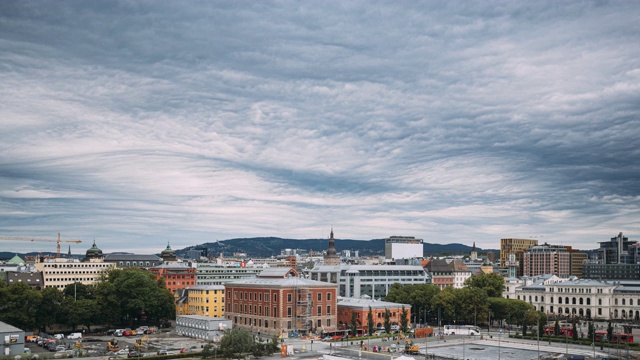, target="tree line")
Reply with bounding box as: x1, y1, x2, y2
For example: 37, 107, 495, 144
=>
384, 273, 547, 335
0, 268, 175, 332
